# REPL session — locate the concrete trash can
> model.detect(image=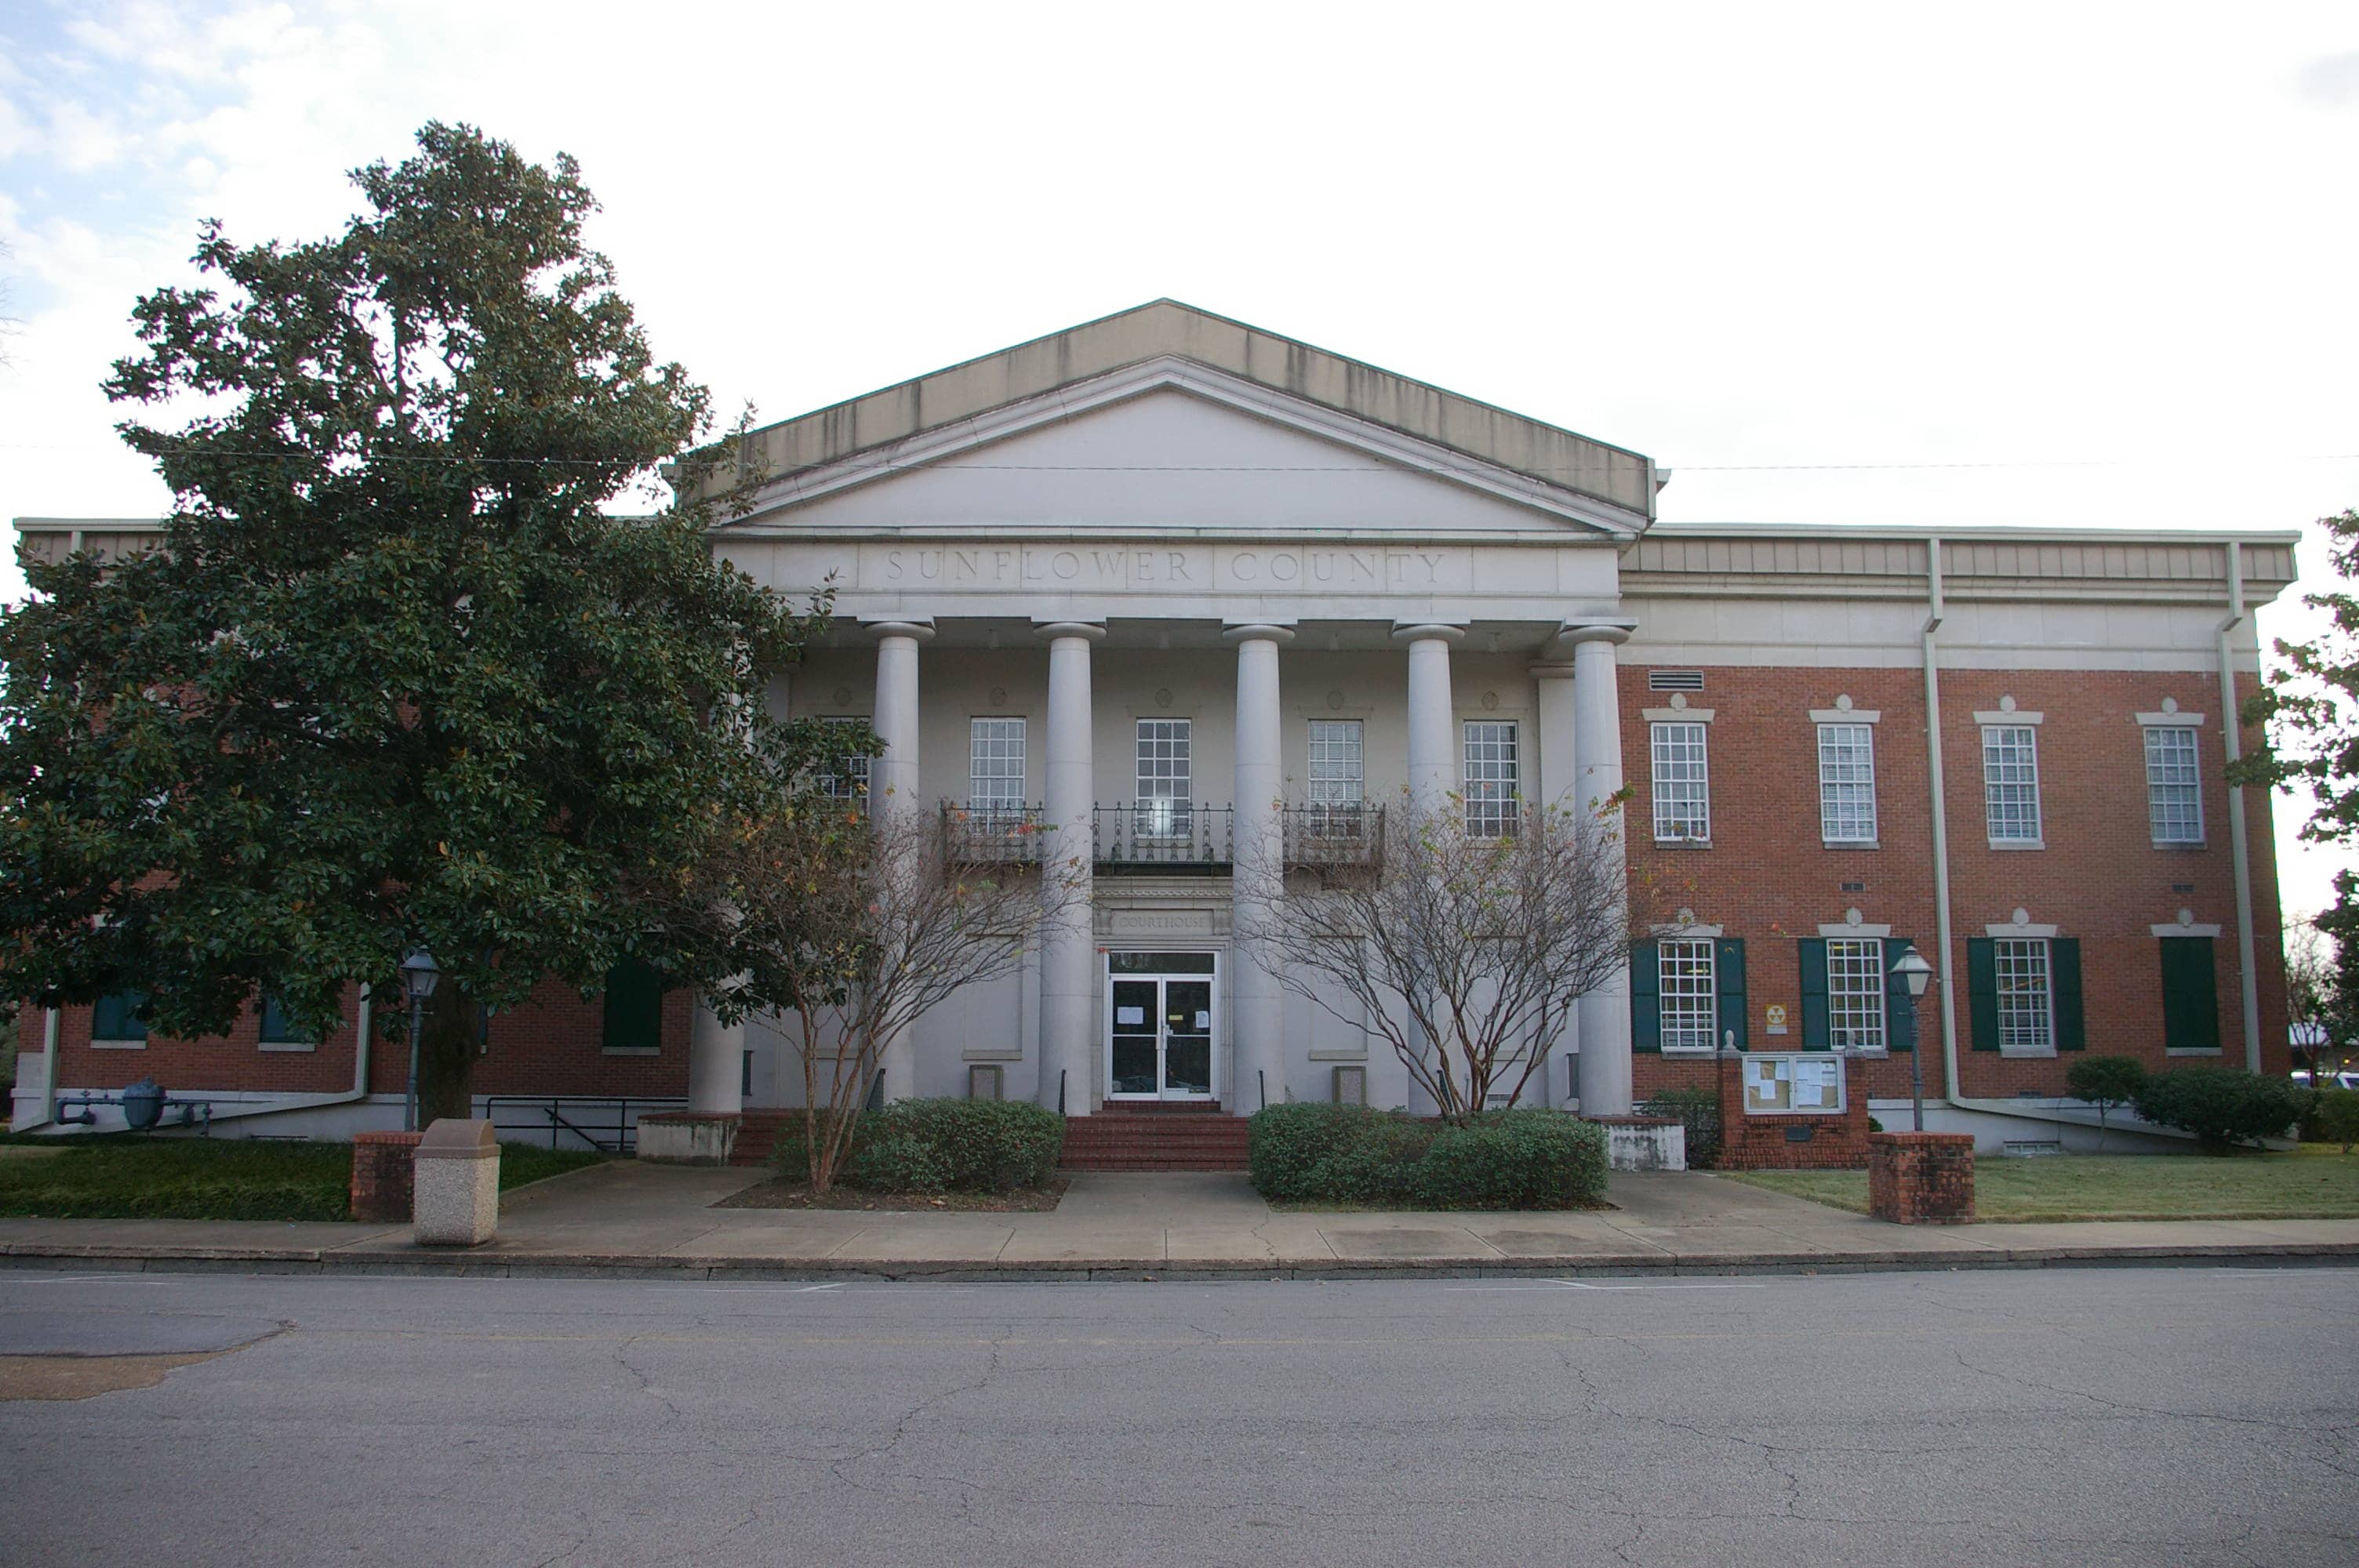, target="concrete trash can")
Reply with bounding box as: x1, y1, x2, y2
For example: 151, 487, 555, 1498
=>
413, 1118, 501, 1246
